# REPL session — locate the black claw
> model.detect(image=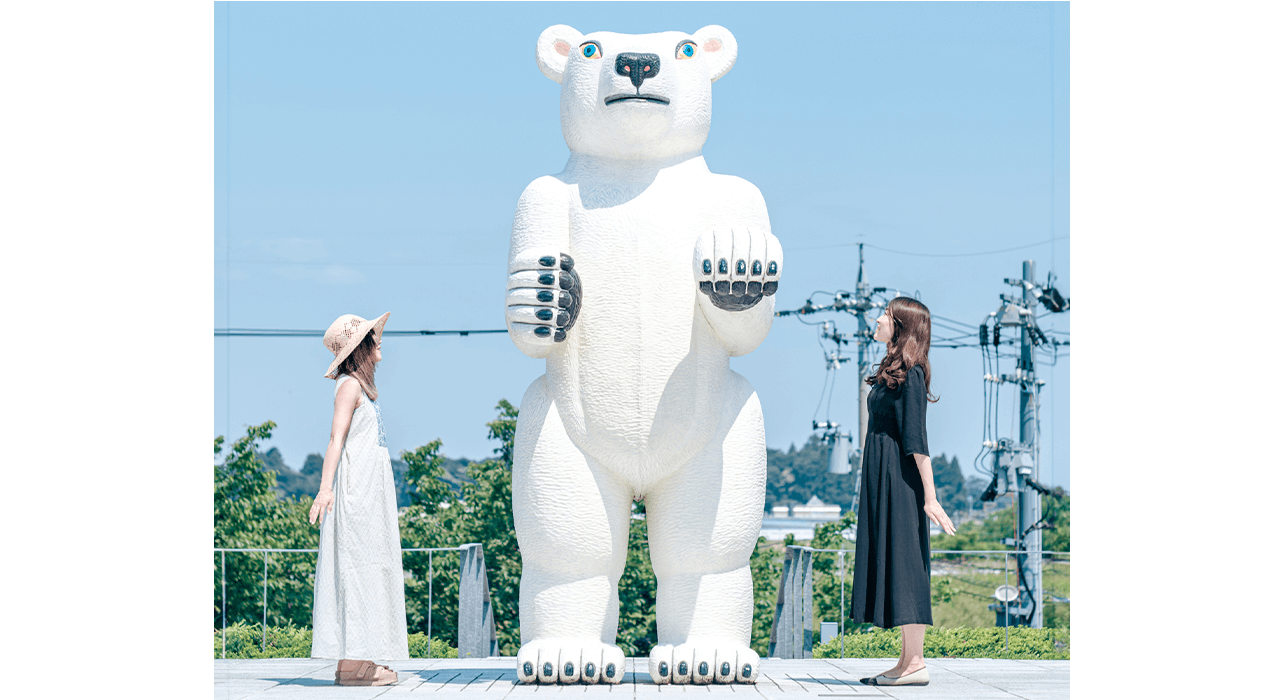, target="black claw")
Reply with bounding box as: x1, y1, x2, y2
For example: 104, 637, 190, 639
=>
736, 259, 746, 275
605, 663, 616, 679
559, 273, 573, 290
702, 259, 712, 275
543, 662, 554, 677
564, 662, 574, 676
699, 662, 709, 676
539, 256, 557, 267
714, 280, 730, 295
731, 281, 746, 295
538, 273, 555, 286
585, 662, 596, 677
534, 326, 551, 338
536, 308, 553, 321
524, 662, 534, 677
537, 290, 554, 303
752, 260, 762, 275
767, 261, 778, 275
718, 258, 728, 274
560, 253, 575, 271
678, 661, 688, 676
763, 281, 778, 295
721, 662, 731, 676
743, 664, 752, 678
699, 281, 714, 294
553, 328, 566, 342
556, 309, 569, 326
659, 662, 668, 677
747, 281, 762, 295
558, 291, 572, 308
